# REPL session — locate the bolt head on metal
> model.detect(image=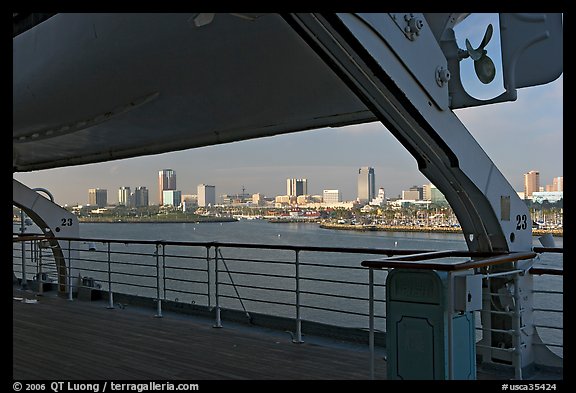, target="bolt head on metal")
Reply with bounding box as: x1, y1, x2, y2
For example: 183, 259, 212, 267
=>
409, 18, 424, 33
436, 67, 451, 87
